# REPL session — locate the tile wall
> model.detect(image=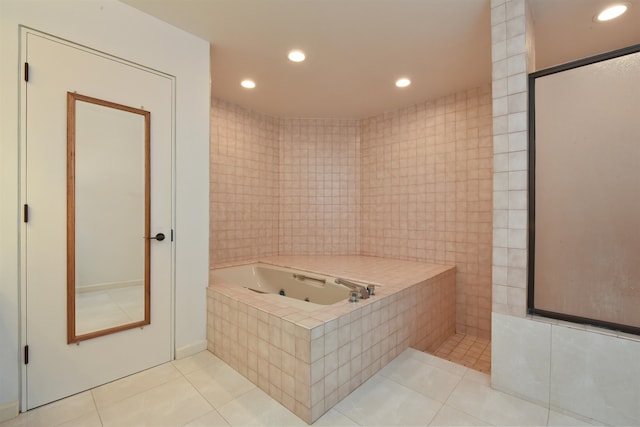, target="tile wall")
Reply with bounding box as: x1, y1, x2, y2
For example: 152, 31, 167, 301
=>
210, 99, 279, 265
360, 87, 494, 338
211, 105, 361, 265
279, 119, 360, 255
211, 85, 493, 337
490, 0, 534, 317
